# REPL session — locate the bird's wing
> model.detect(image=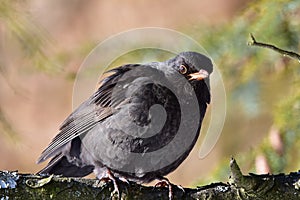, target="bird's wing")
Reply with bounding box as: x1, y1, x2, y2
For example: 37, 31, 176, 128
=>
37, 64, 140, 163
